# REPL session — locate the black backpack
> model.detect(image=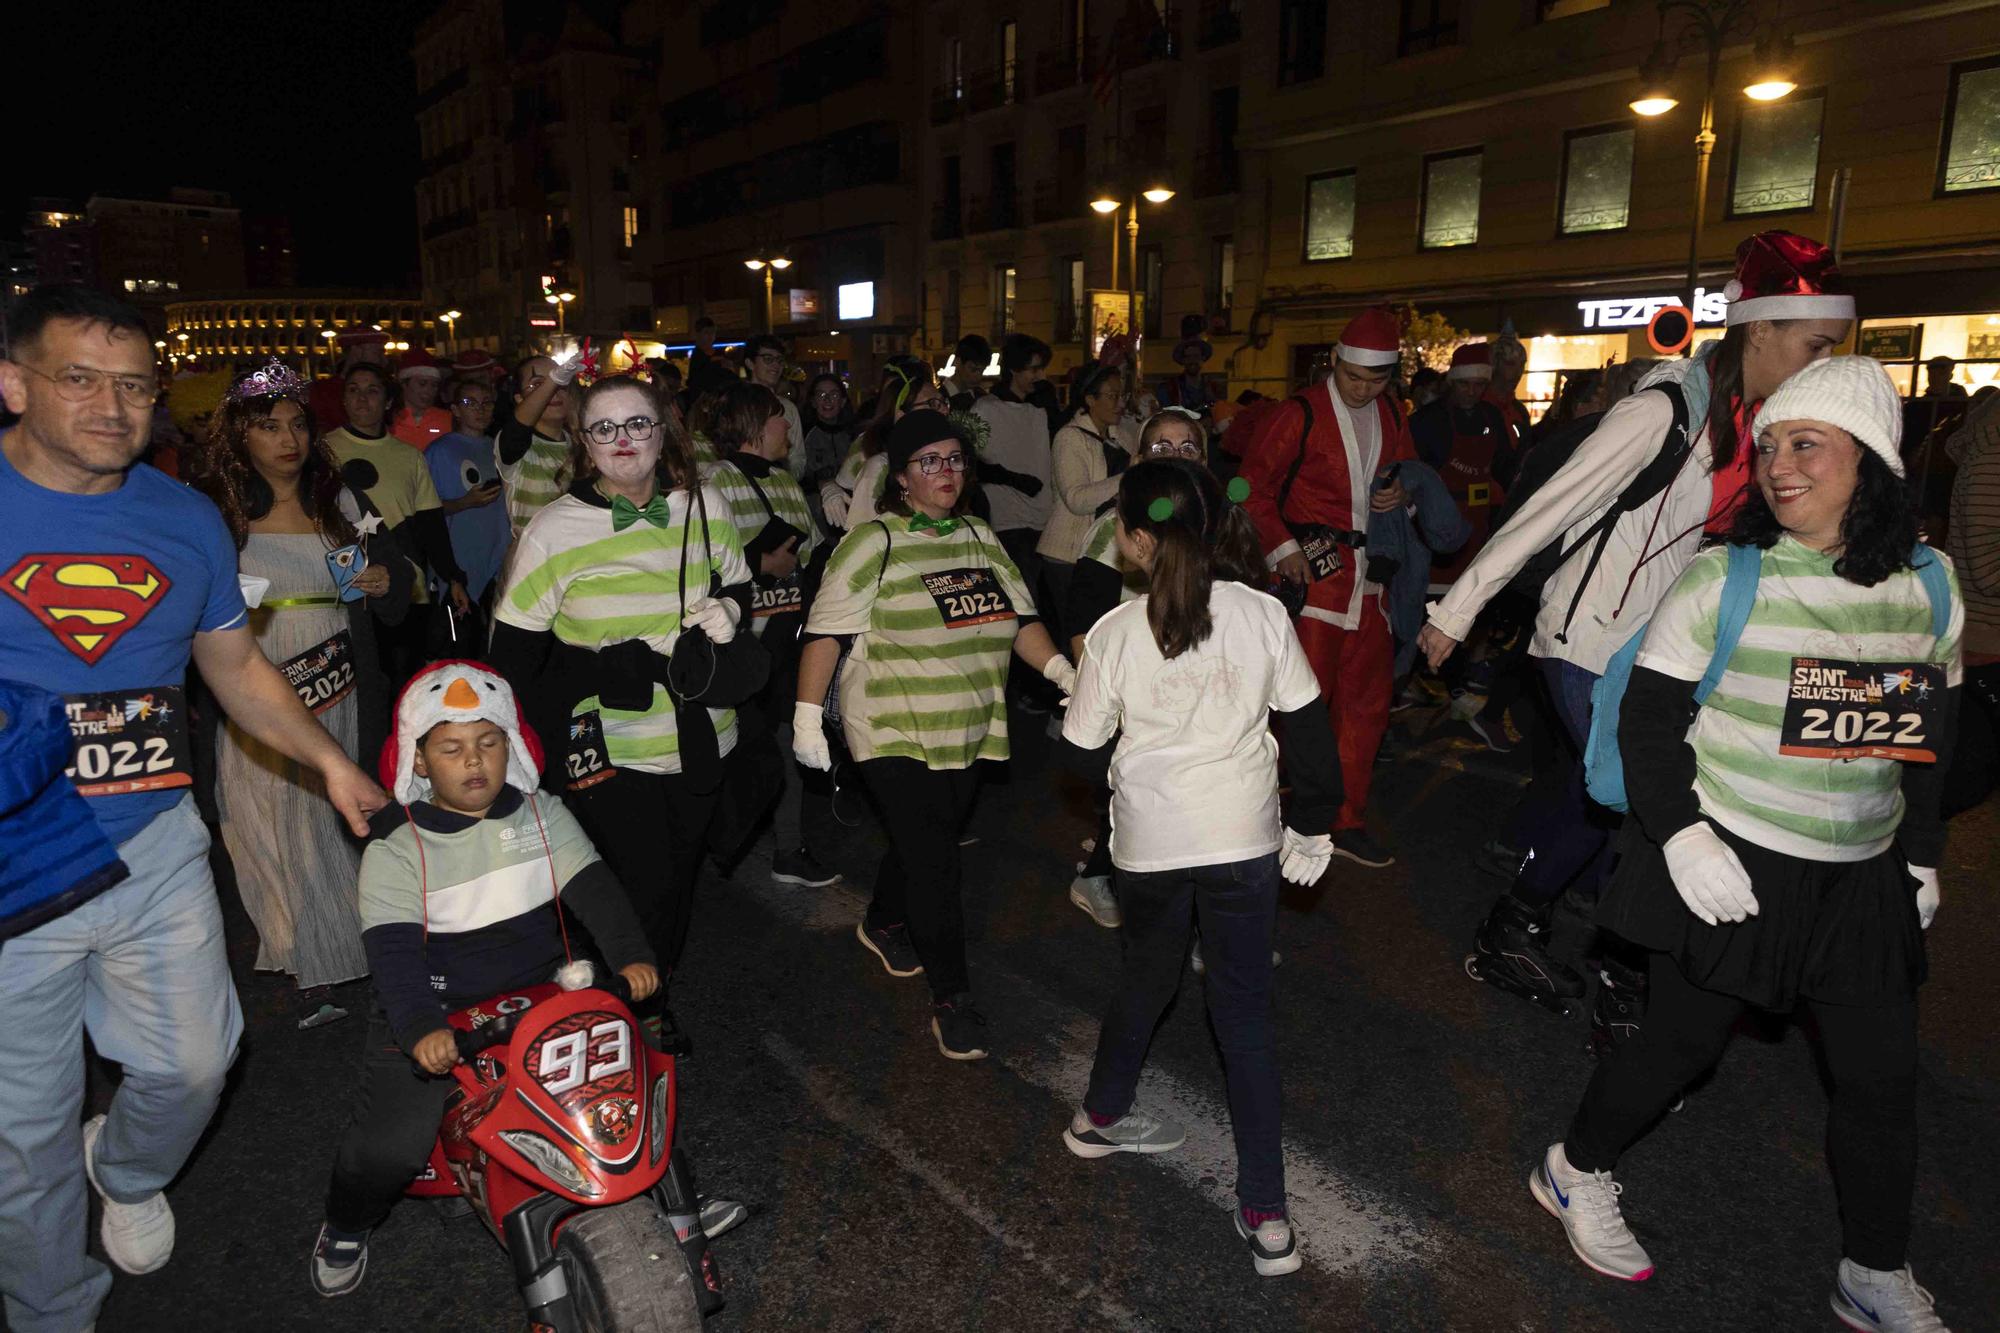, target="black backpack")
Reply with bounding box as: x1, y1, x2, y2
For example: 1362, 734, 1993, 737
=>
1490, 381, 1694, 640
